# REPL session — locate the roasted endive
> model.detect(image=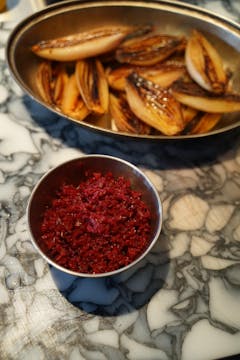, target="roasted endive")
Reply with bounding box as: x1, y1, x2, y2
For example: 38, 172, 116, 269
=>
172, 79, 240, 113
107, 62, 186, 91
116, 33, 186, 66
75, 59, 109, 115
185, 30, 230, 94
36, 61, 54, 104
32, 26, 134, 61
125, 73, 185, 135
60, 74, 90, 121
188, 113, 222, 134
109, 92, 152, 134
